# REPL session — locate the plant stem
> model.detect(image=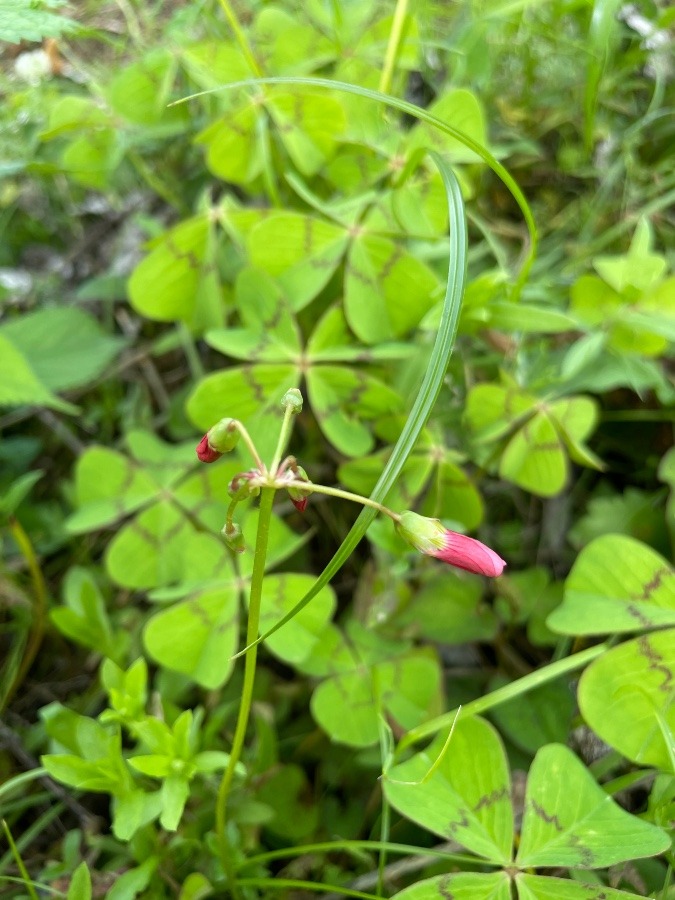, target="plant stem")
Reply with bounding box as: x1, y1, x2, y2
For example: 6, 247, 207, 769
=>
2, 518, 48, 714
270, 404, 296, 474
397, 642, 609, 756
215, 486, 276, 895
283, 480, 399, 521
216, 0, 263, 78
379, 0, 410, 95
232, 422, 265, 472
